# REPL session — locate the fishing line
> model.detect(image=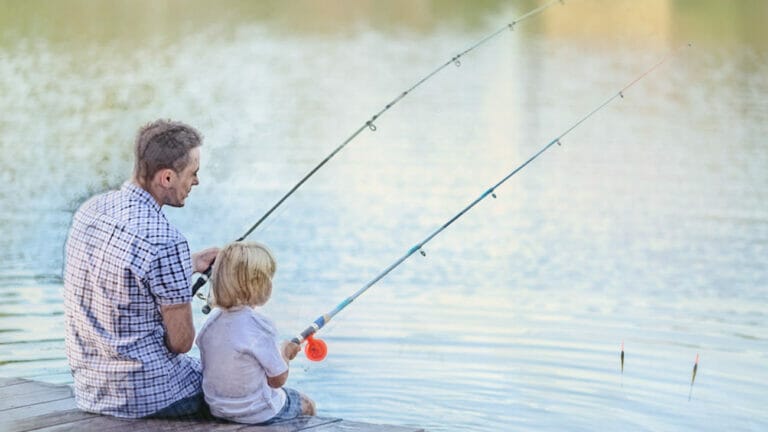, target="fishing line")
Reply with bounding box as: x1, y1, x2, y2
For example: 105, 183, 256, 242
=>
292, 43, 693, 361
191, 0, 565, 298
